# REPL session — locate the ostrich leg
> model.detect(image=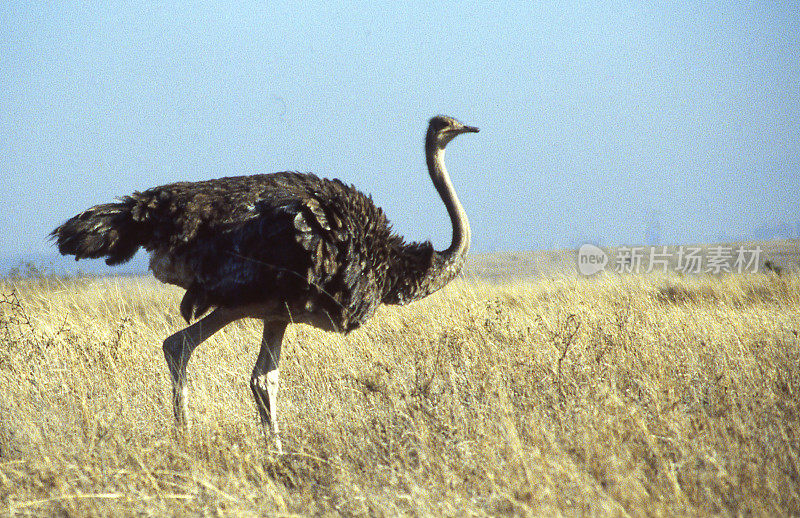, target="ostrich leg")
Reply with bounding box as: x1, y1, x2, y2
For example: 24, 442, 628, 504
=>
251, 320, 287, 453
162, 308, 240, 430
